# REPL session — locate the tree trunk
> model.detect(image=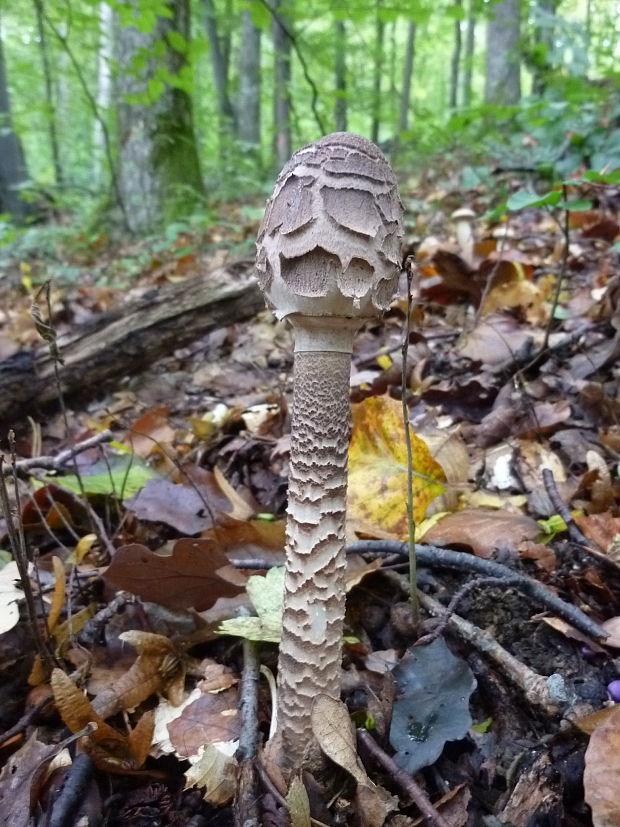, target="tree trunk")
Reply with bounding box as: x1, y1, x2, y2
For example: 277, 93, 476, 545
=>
370, 2, 385, 144
203, 0, 237, 146
93, 1, 114, 187
398, 21, 416, 134
0, 262, 260, 425
0, 27, 35, 223
334, 18, 347, 132
462, 0, 475, 106
116, 0, 204, 234
272, 0, 291, 166
33, 0, 63, 186
531, 0, 558, 95
450, 0, 463, 109
237, 7, 261, 151
485, 0, 521, 105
